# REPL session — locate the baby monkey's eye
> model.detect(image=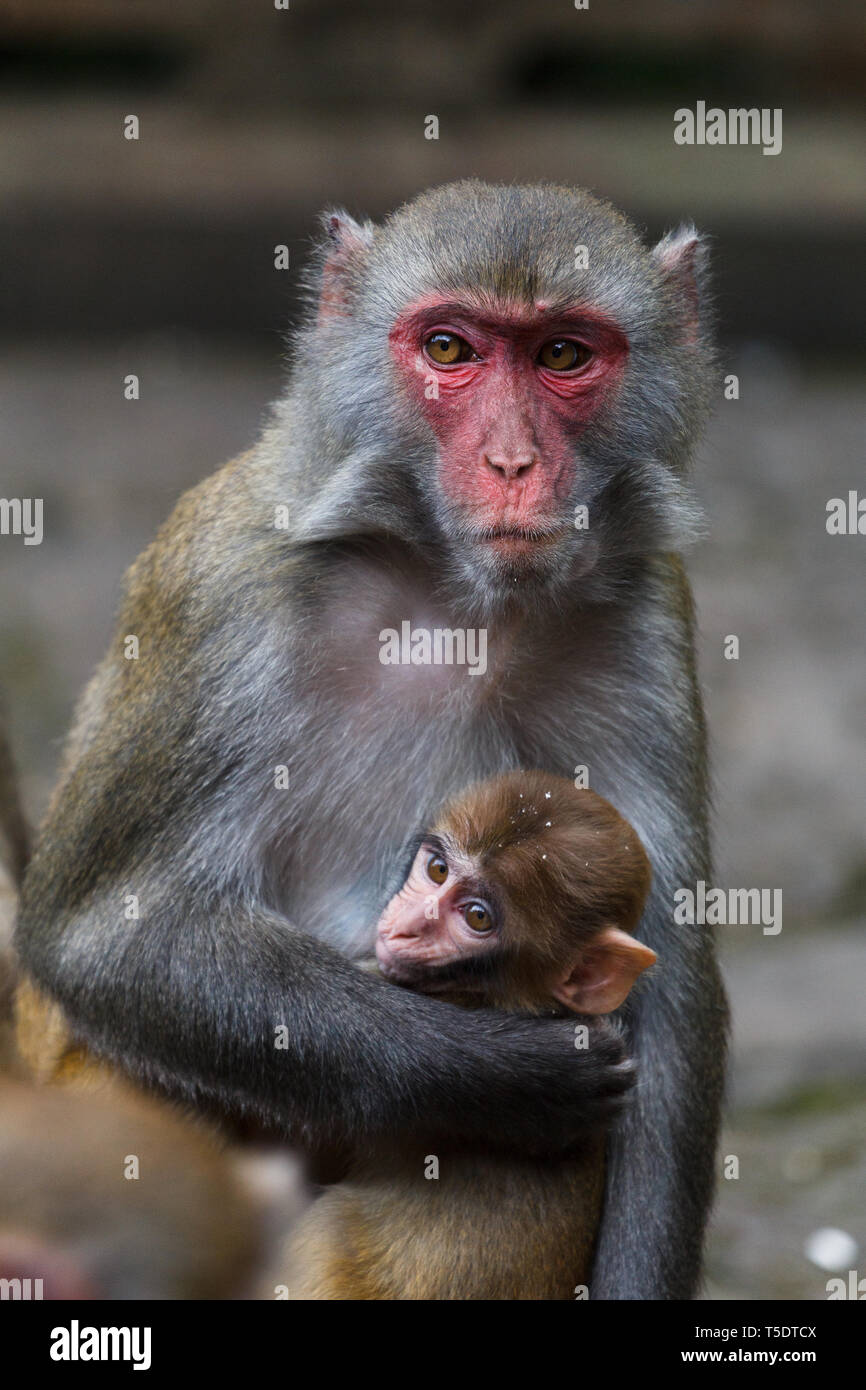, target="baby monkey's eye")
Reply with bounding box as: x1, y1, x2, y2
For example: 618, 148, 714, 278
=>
426, 853, 449, 885
537, 339, 593, 372
463, 902, 493, 933
423, 332, 476, 366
